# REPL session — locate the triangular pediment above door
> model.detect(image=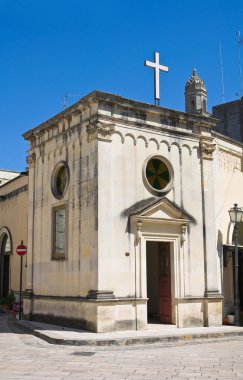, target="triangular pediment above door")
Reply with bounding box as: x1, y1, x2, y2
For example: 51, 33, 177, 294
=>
126, 197, 195, 224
